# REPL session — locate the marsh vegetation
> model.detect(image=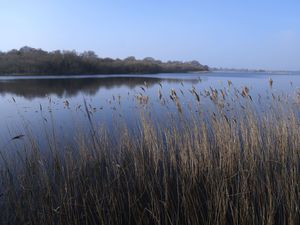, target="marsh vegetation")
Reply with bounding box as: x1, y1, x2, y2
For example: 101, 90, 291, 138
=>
0, 73, 300, 225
